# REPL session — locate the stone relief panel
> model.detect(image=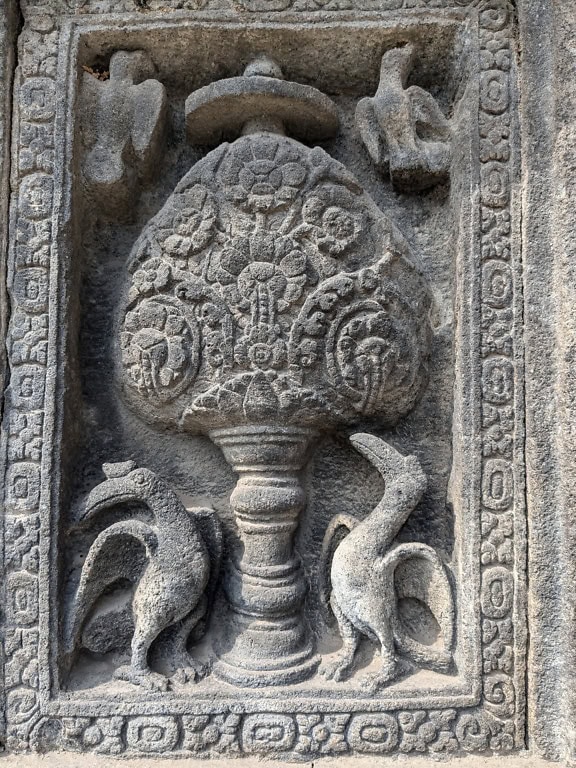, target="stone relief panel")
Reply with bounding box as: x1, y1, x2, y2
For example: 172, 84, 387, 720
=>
0, 0, 524, 760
